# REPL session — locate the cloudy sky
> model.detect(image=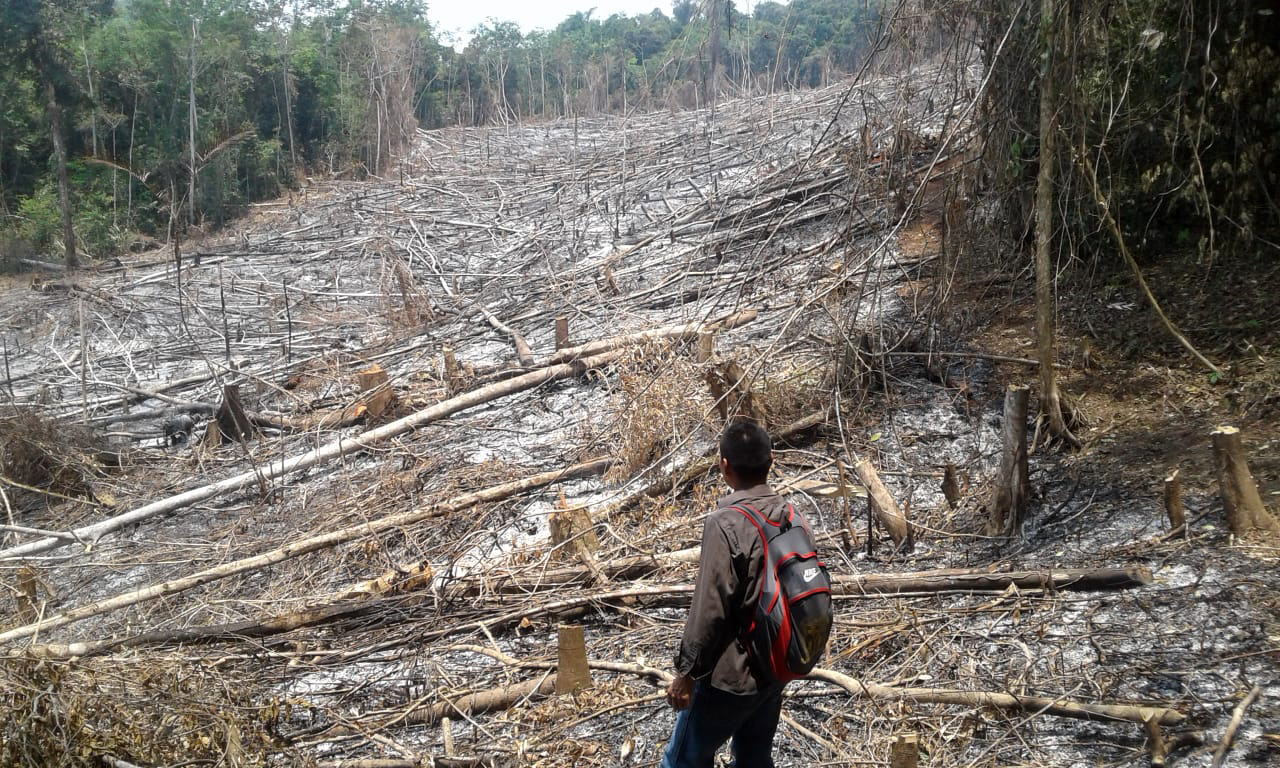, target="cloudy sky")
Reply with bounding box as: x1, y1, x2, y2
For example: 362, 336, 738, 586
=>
427, 0, 678, 45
